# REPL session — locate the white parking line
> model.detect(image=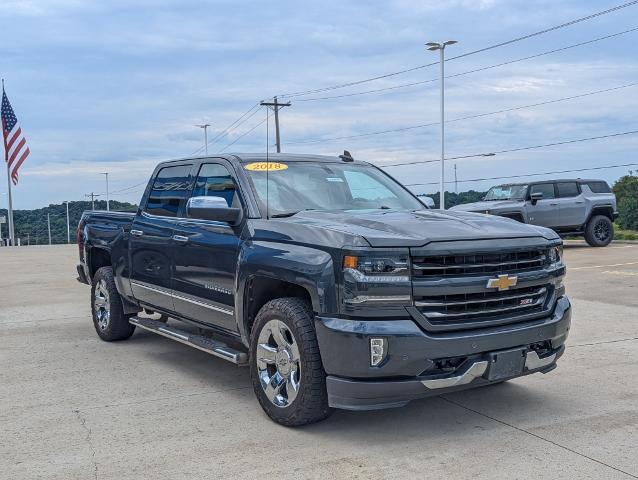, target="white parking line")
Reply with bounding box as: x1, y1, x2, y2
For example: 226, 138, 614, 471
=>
602, 270, 638, 277
570, 261, 638, 270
